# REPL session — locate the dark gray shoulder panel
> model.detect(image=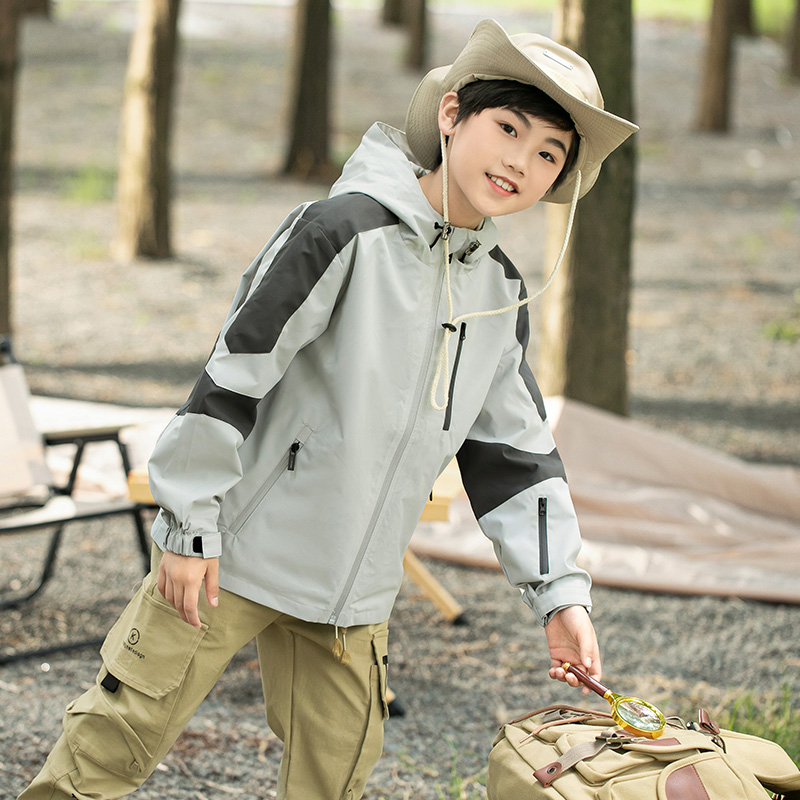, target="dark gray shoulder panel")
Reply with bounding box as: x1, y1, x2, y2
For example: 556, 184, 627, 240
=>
225, 194, 398, 355
488, 245, 547, 422
456, 439, 566, 520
